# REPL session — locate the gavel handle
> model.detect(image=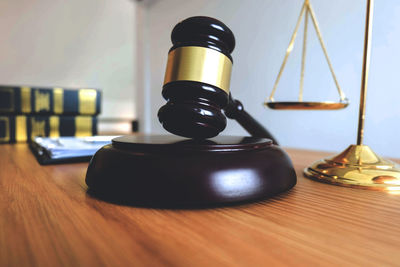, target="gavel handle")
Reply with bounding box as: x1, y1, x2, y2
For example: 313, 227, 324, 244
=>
224, 95, 279, 145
